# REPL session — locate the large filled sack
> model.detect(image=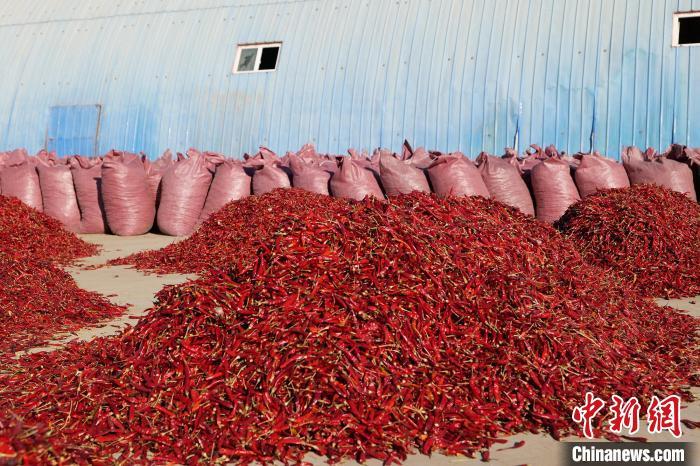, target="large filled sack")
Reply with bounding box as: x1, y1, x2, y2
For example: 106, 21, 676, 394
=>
428, 153, 489, 198
348, 148, 379, 174
574, 152, 630, 198
157, 149, 214, 236
199, 160, 251, 223
379, 151, 430, 196
544, 144, 578, 168
200, 150, 227, 172
70, 156, 107, 234
530, 157, 581, 223
292, 144, 341, 175
295, 144, 318, 163
476, 152, 534, 215
143, 150, 174, 207
506, 145, 548, 194
36, 151, 81, 232
346, 149, 381, 191
622, 146, 696, 201
330, 158, 384, 200
401, 140, 434, 169
663, 144, 700, 201
371, 149, 389, 176
0, 149, 43, 211
289, 154, 331, 195
101, 151, 155, 236
318, 156, 341, 174
520, 145, 549, 173
247, 147, 292, 195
